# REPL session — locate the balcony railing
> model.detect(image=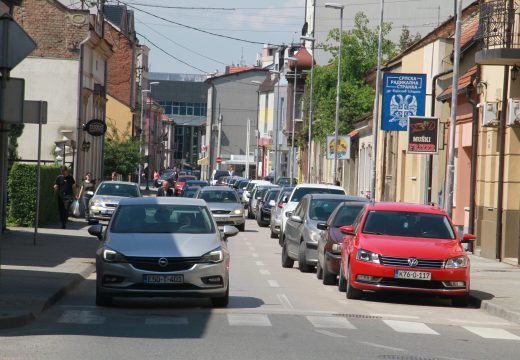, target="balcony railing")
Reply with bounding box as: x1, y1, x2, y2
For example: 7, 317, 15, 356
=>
476, 0, 518, 49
